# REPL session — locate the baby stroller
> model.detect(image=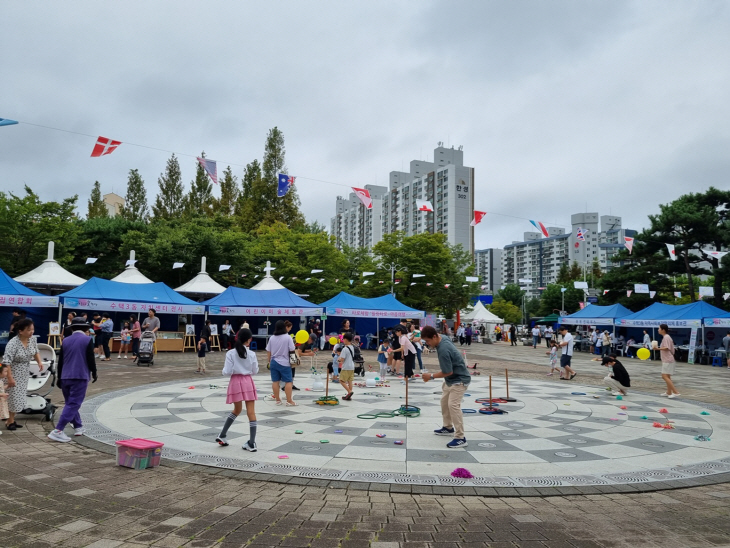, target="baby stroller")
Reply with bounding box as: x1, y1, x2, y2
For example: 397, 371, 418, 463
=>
136, 331, 156, 366
20, 343, 57, 422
